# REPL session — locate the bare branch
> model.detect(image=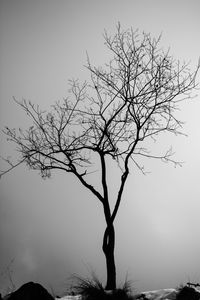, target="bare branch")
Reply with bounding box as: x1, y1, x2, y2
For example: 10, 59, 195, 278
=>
1, 24, 199, 229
